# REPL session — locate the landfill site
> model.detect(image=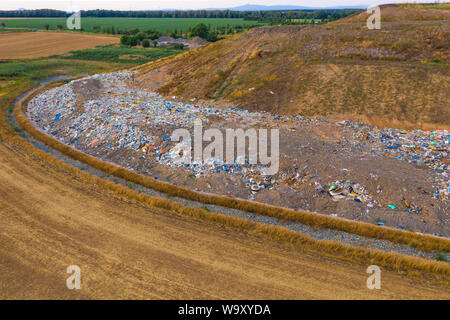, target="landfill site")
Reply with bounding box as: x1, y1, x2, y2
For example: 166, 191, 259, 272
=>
27, 70, 449, 237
